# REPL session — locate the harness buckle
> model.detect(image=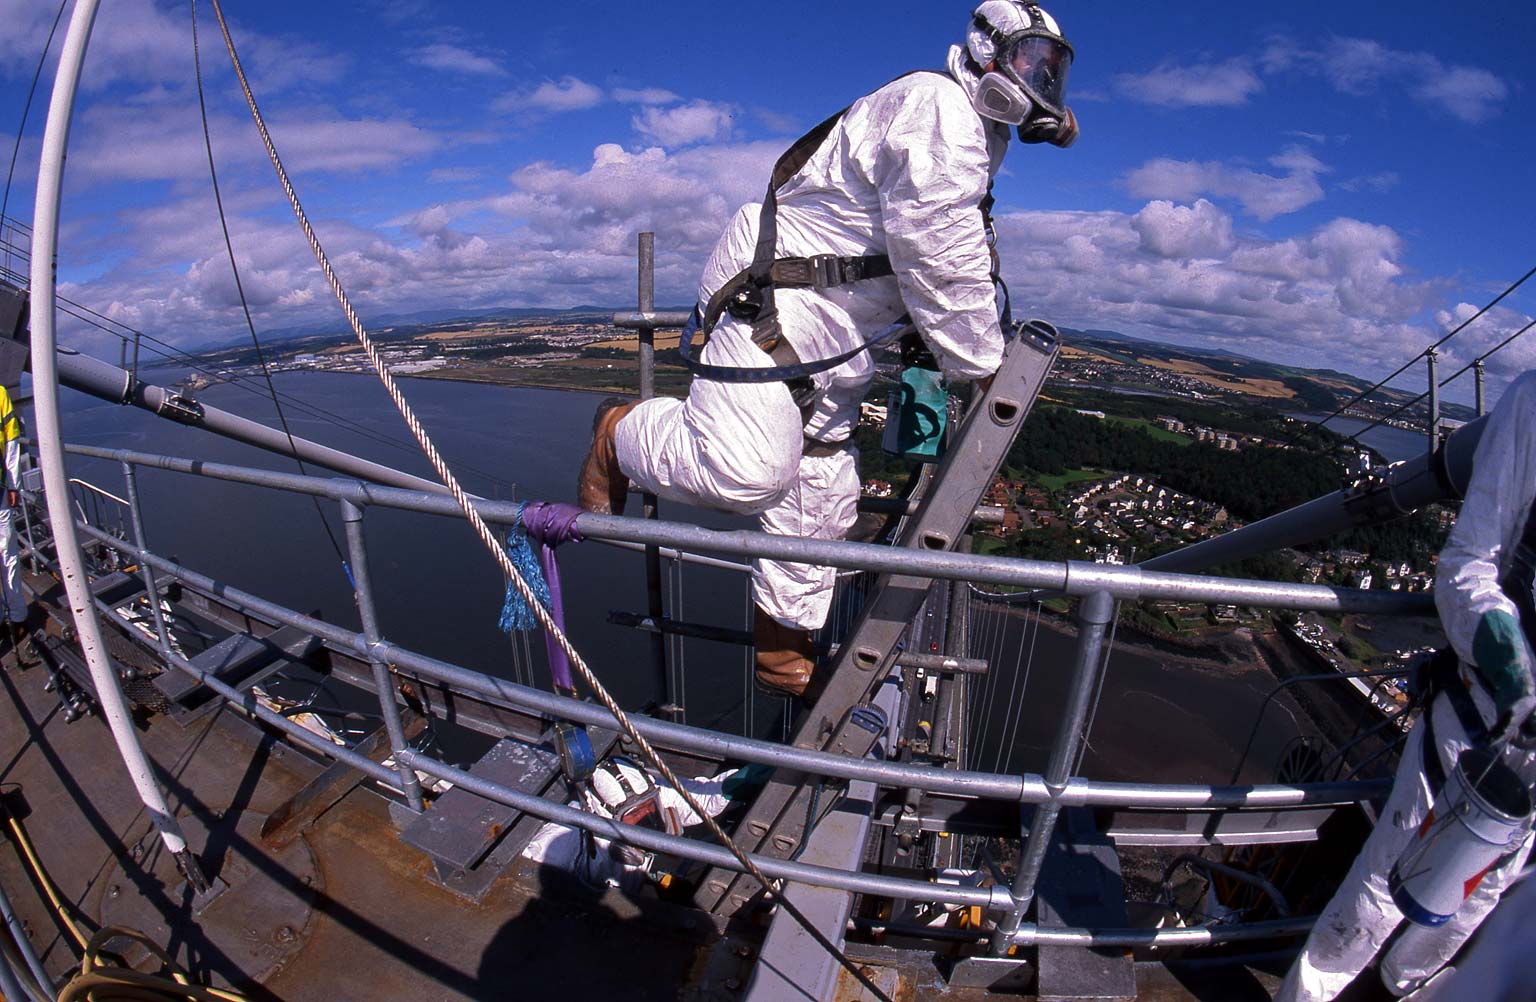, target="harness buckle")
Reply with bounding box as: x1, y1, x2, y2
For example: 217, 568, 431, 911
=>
809, 254, 844, 289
